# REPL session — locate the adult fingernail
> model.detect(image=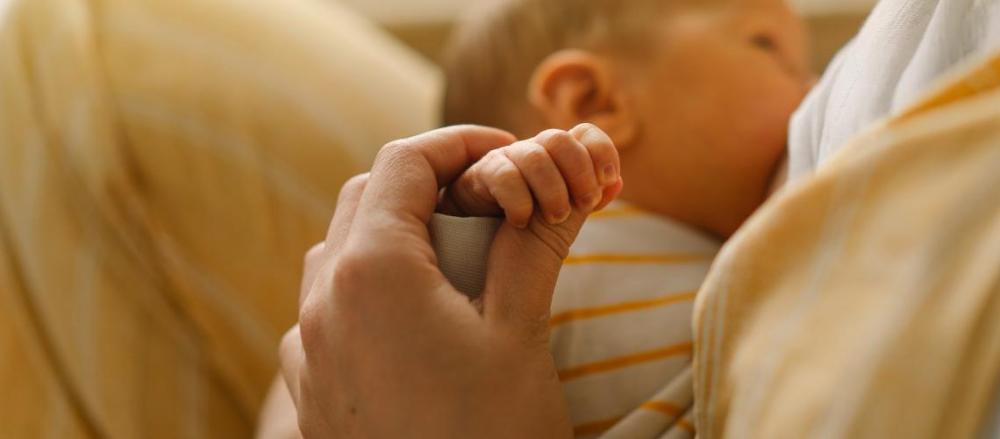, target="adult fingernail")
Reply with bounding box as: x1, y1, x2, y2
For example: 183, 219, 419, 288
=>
602, 164, 617, 185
